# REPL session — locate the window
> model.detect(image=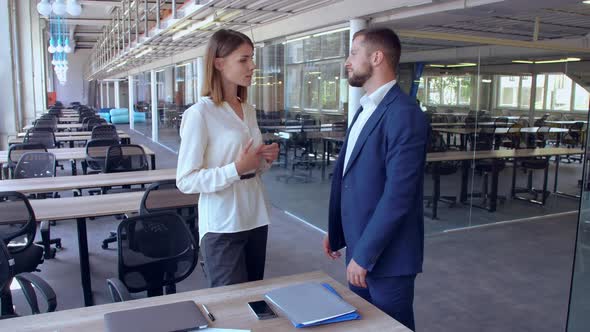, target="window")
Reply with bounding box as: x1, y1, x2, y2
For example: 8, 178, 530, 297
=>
574, 84, 590, 112
520, 76, 532, 109
498, 76, 520, 108
535, 75, 546, 110
546, 74, 572, 111
422, 75, 471, 106
427, 77, 441, 105
458, 77, 471, 106
284, 30, 348, 114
